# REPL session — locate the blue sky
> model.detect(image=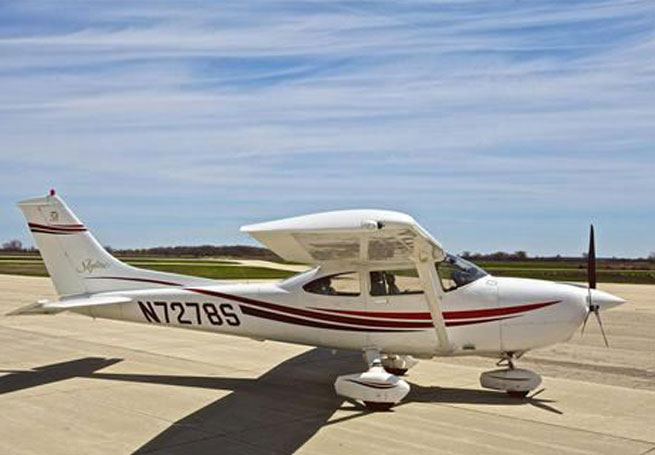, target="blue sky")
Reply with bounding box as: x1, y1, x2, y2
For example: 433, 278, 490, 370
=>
0, 1, 653, 257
